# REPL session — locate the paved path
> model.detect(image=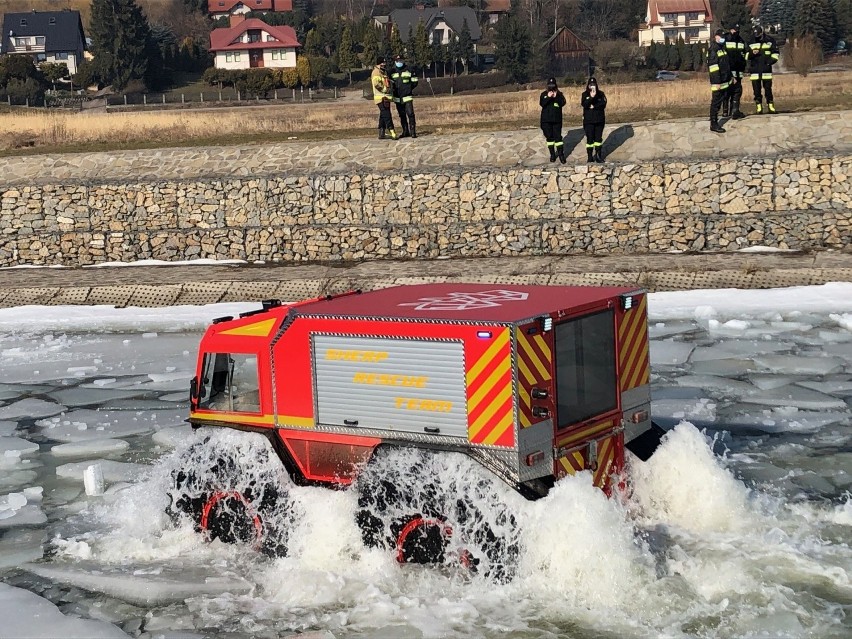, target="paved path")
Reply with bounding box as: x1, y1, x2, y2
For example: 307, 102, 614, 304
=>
1, 252, 851, 308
